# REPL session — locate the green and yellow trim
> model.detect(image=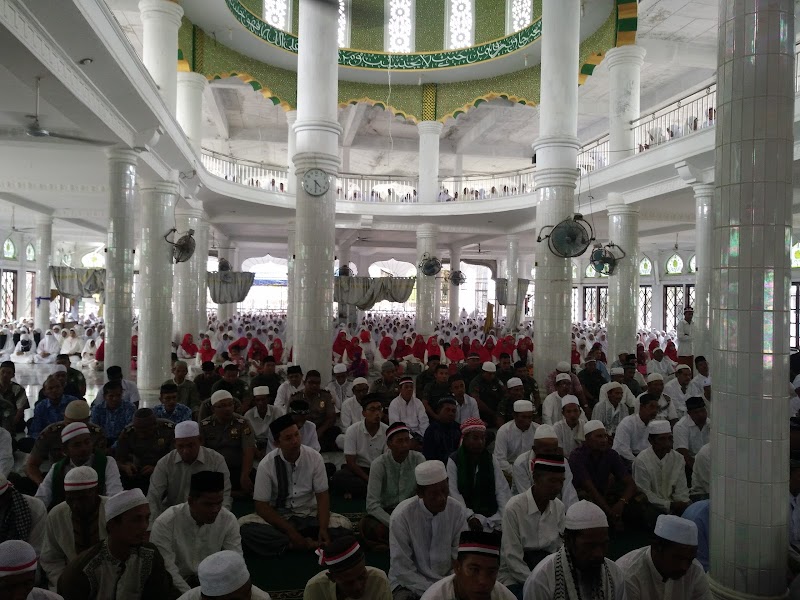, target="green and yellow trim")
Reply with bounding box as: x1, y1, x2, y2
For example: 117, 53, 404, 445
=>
337, 98, 419, 124
578, 0, 639, 85
439, 92, 534, 123
206, 71, 293, 110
